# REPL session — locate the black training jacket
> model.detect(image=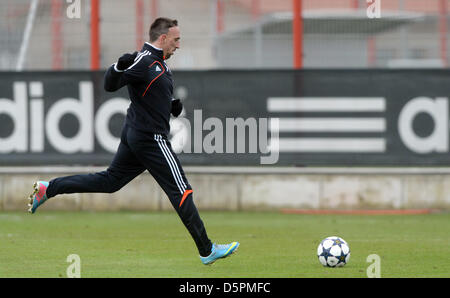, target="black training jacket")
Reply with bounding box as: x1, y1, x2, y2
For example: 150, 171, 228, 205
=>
104, 42, 174, 136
